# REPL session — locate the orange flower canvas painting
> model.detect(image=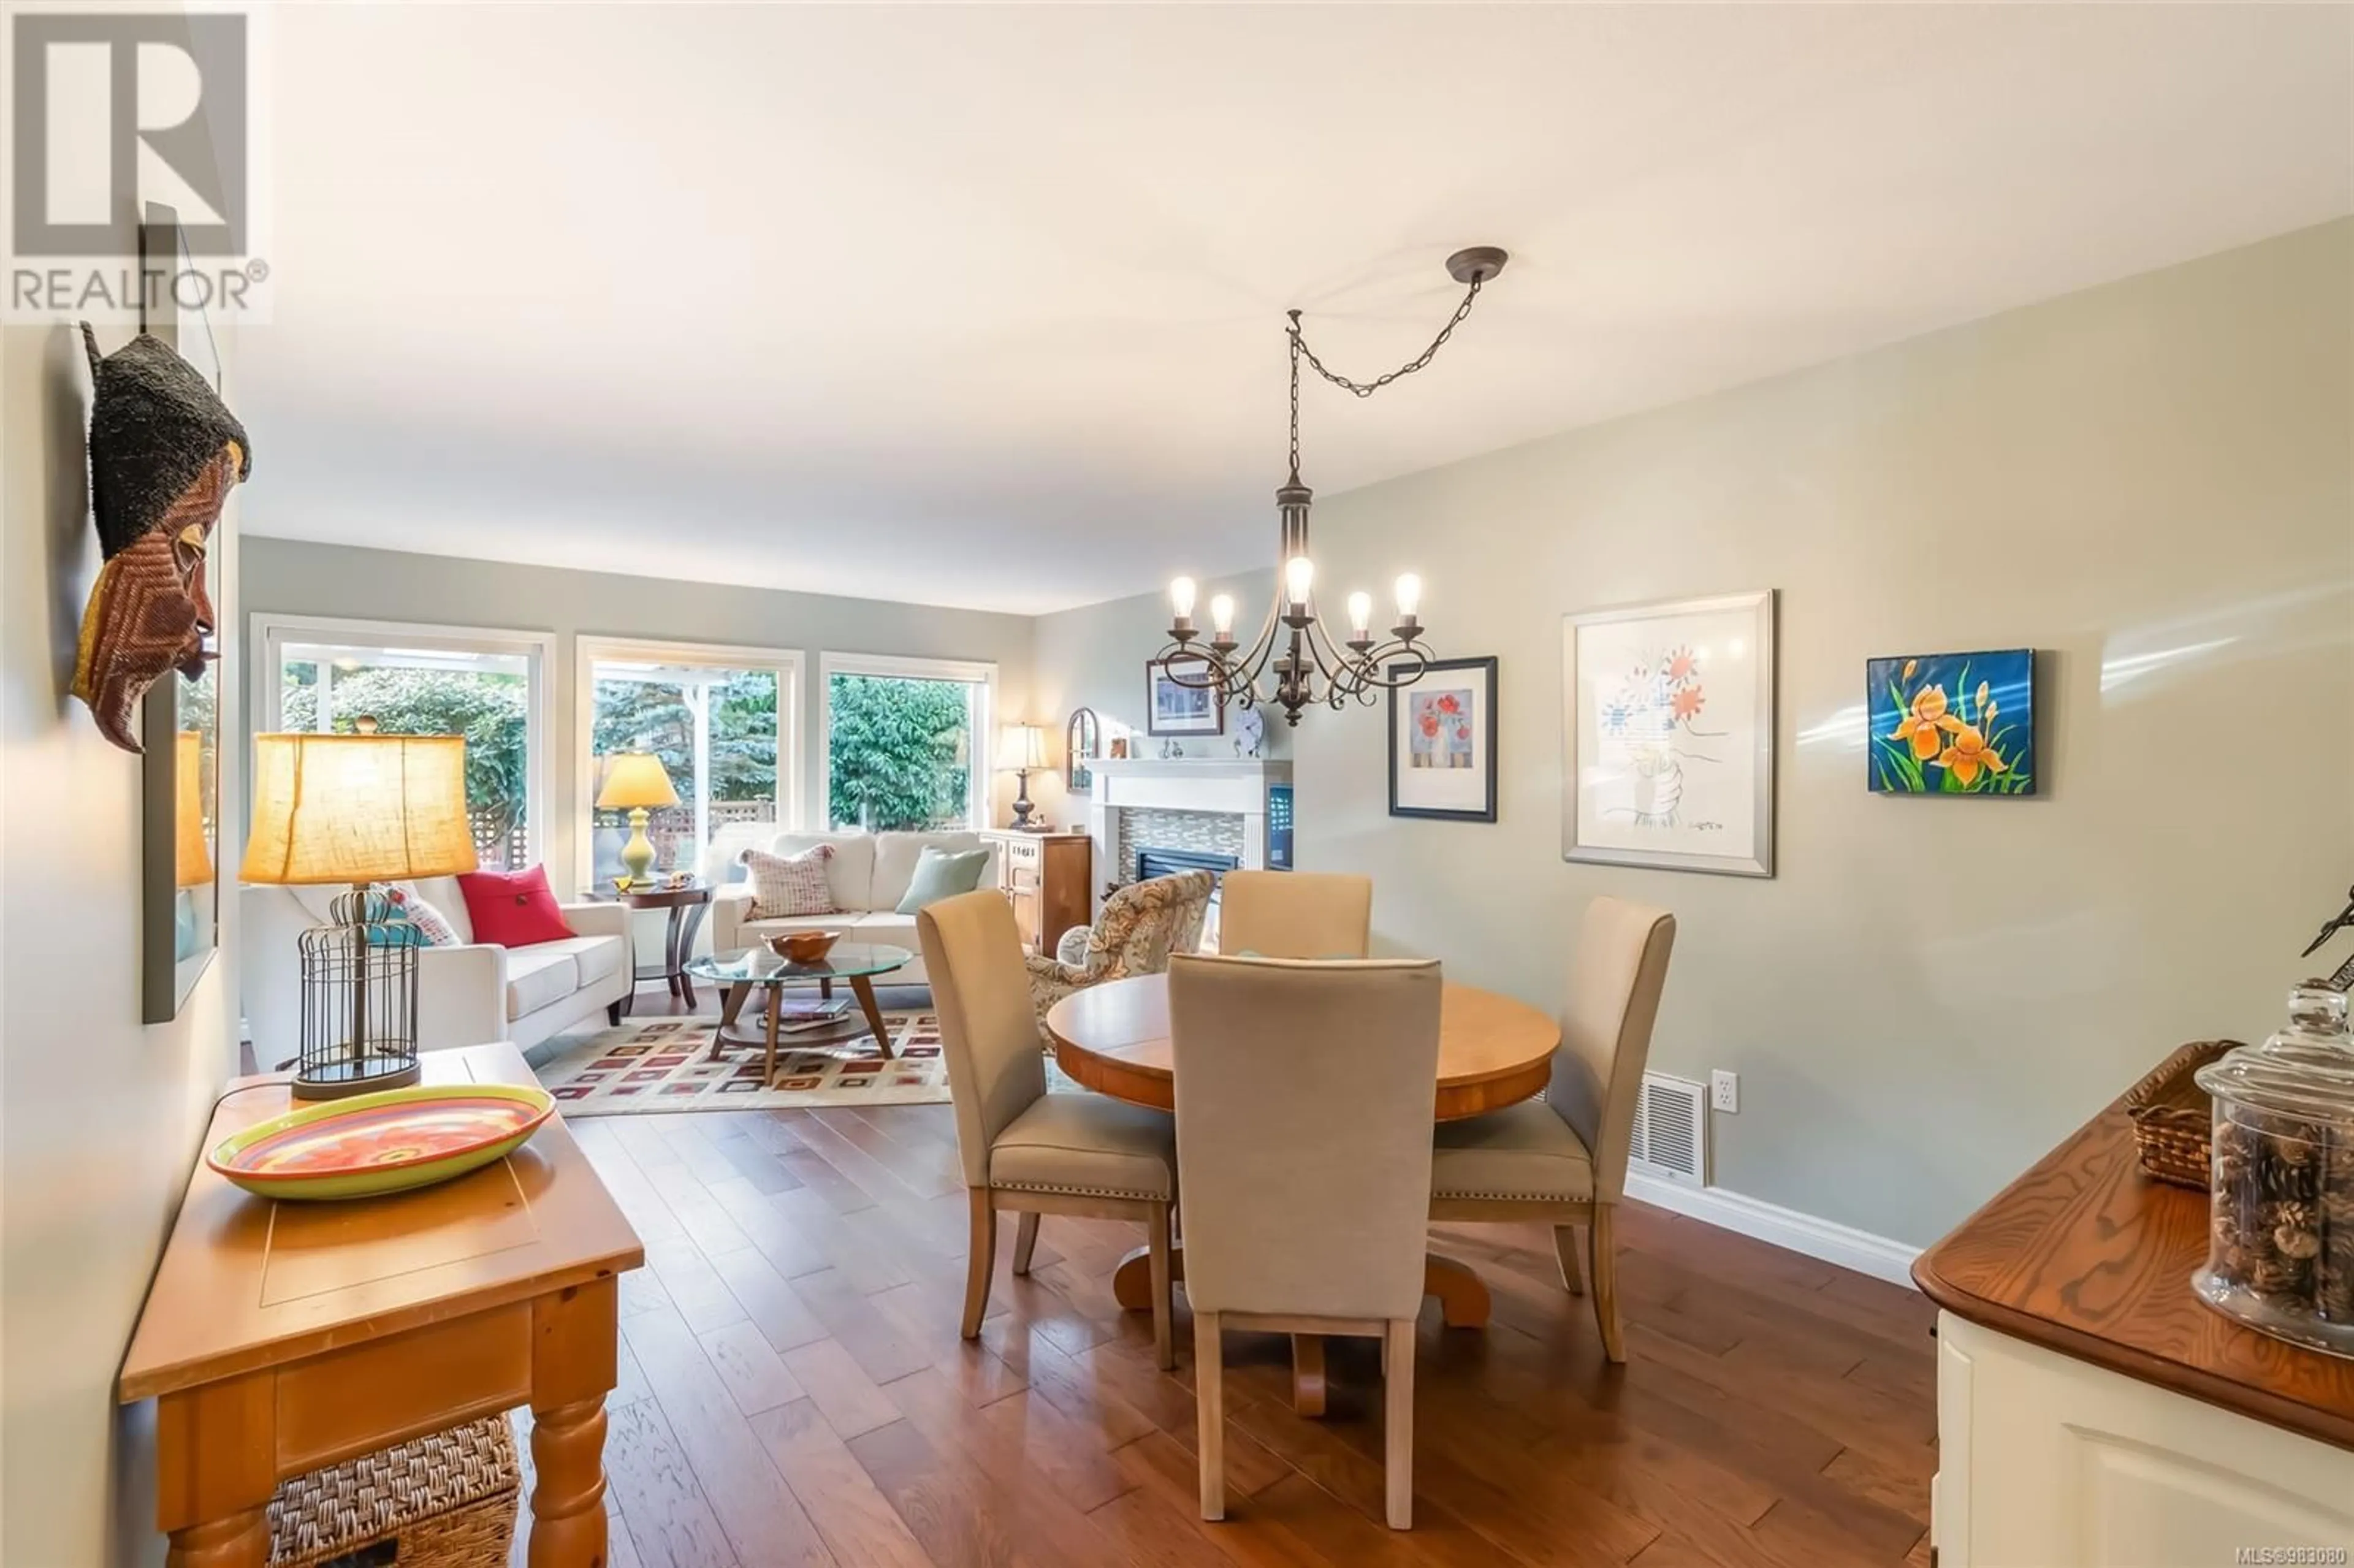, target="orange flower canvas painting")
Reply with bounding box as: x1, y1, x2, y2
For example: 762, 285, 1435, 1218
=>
1868, 650, 2035, 795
